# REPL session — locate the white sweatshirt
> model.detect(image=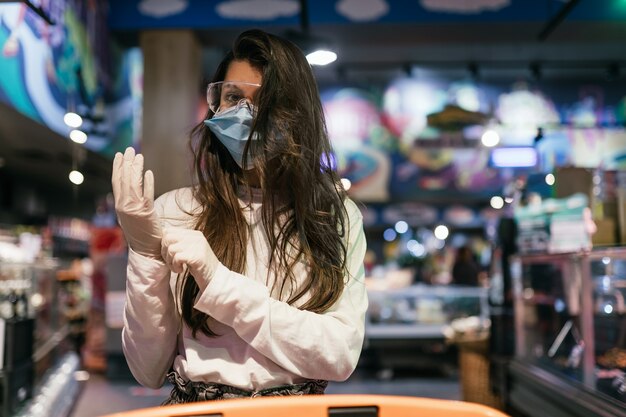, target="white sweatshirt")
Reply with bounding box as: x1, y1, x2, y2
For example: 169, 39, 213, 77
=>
122, 187, 368, 390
